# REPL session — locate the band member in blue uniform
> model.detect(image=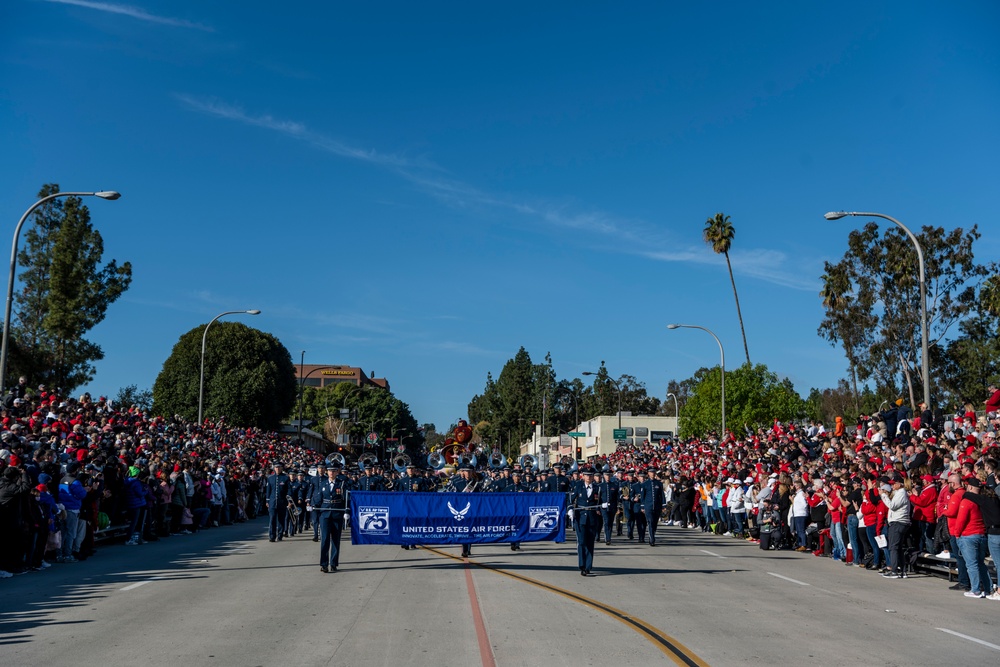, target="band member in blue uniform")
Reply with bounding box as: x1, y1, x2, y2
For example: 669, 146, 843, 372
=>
600, 469, 620, 545
639, 468, 665, 546
506, 469, 530, 551
630, 470, 647, 543
569, 466, 607, 576
264, 461, 291, 542
311, 462, 350, 572
310, 463, 326, 541
450, 464, 480, 557
545, 463, 572, 494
